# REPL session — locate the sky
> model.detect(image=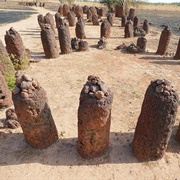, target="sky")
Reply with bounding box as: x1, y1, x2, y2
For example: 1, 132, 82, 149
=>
146, 0, 180, 3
